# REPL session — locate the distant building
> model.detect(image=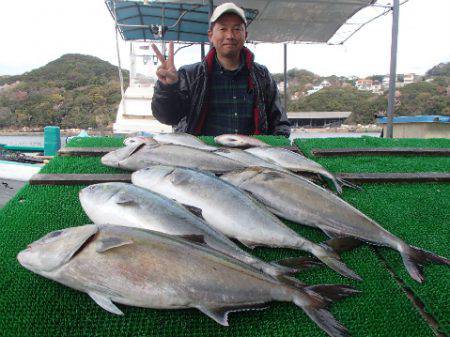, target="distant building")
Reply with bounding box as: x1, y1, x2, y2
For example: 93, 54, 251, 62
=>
306, 85, 324, 96
403, 73, 418, 85
355, 79, 373, 91
288, 111, 352, 128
